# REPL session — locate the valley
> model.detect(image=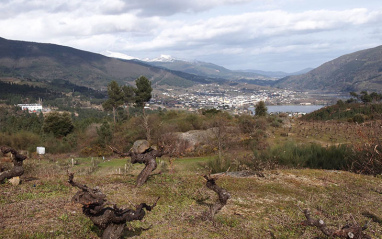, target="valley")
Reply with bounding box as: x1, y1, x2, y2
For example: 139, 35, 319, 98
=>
1, 37, 382, 239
